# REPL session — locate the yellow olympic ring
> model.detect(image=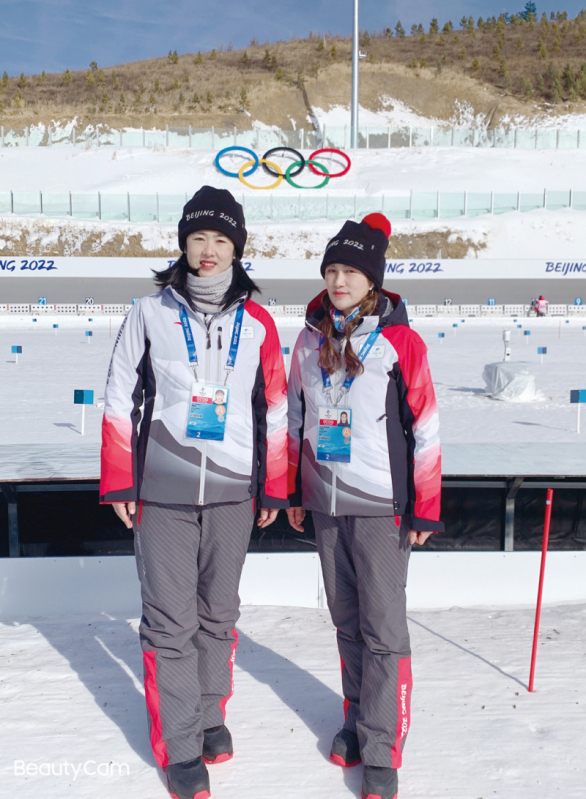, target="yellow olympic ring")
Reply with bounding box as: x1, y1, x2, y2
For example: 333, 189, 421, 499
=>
238, 159, 283, 190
